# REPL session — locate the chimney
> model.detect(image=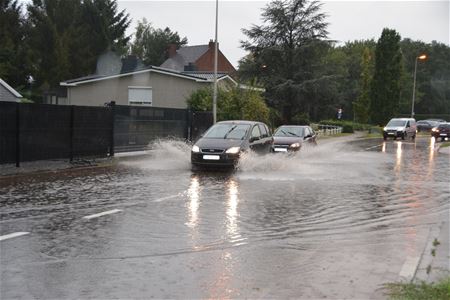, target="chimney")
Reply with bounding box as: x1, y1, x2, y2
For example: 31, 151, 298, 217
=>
208, 39, 218, 49
167, 43, 177, 58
